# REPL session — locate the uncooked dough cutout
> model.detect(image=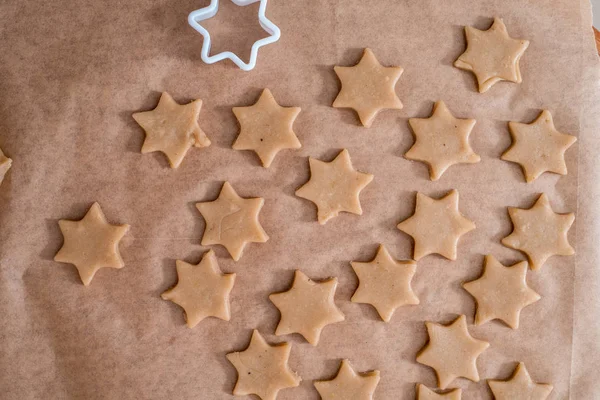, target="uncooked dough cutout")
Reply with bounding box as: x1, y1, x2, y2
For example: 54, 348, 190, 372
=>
314, 359, 380, 400
488, 362, 553, 400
